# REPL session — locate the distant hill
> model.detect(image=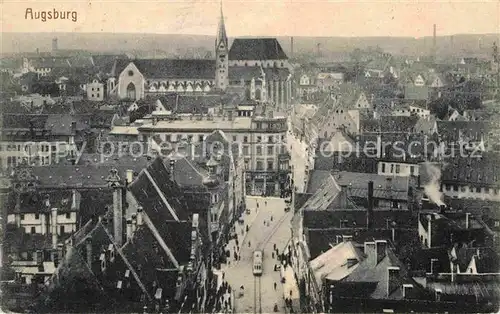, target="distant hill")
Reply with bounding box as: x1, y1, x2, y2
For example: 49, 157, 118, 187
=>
2, 32, 498, 58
